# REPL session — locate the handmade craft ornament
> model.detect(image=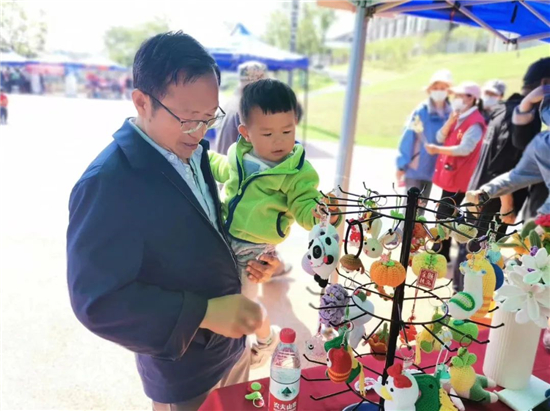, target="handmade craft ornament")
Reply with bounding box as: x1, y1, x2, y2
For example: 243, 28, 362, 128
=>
326, 346, 352, 383
319, 284, 349, 327
447, 319, 478, 345
373, 364, 419, 411
413, 373, 458, 411
416, 309, 452, 356
305, 331, 327, 362
305, 222, 340, 287
466, 252, 496, 319
382, 227, 403, 248
367, 323, 389, 361
347, 290, 375, 349
371, 254, 406, 289
448, 260, 487, 320
451, 223, 478, 244
413, 222, 429, 239
363, 218, 384, 259
412, 252, 447, 289
340, 254, 365, 274
324, 327, 365, 392
449, 348, 498, 404
347, 220, 362, 248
